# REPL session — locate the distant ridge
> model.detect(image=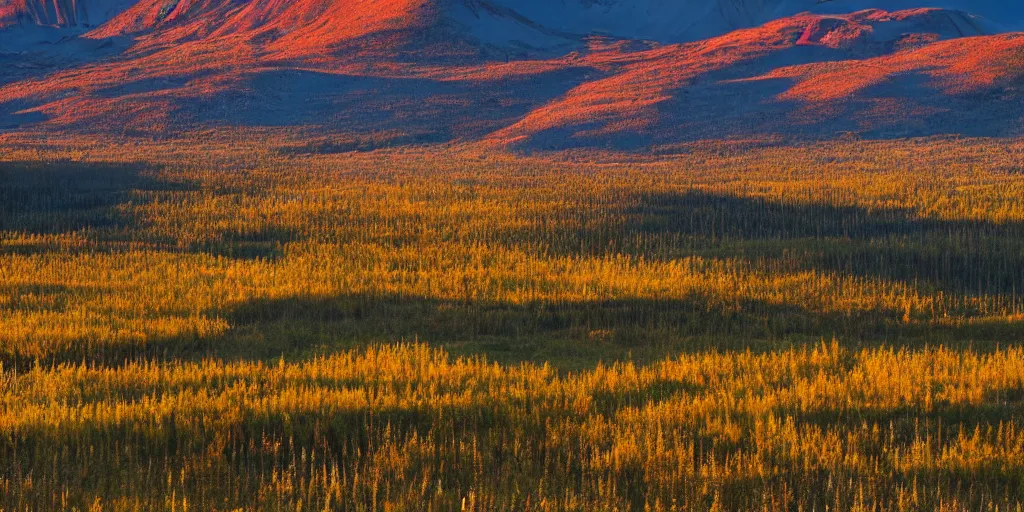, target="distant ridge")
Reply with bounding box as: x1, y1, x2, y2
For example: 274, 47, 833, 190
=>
5, 0, 1020, 43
